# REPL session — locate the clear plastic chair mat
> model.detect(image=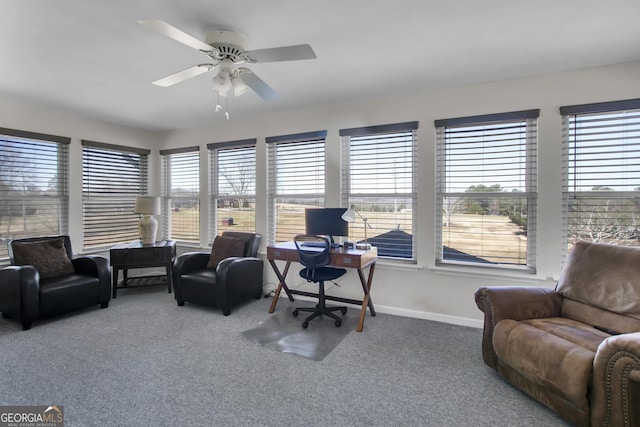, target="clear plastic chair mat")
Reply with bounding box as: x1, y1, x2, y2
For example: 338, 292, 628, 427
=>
241, 304, 356, 361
